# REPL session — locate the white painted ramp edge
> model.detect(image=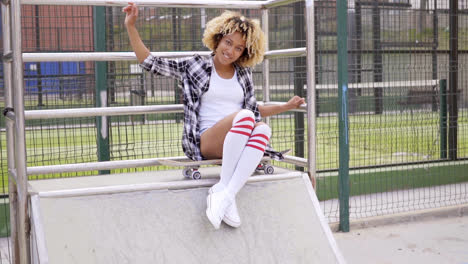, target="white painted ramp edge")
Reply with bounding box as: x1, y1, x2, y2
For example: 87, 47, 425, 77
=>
30, 195, 49, 264
302, 174, 347, 264
34, 172, 304, 198
31, 173, 345, 263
